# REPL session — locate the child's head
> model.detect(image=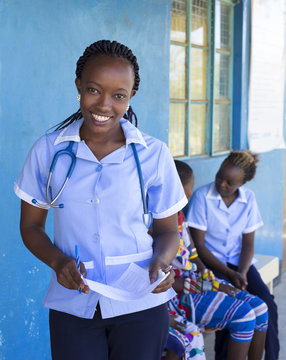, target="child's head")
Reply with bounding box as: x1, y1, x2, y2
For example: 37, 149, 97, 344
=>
175, 160, 194, 199
215, 151, 259, 197
56, 40, 140, 130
